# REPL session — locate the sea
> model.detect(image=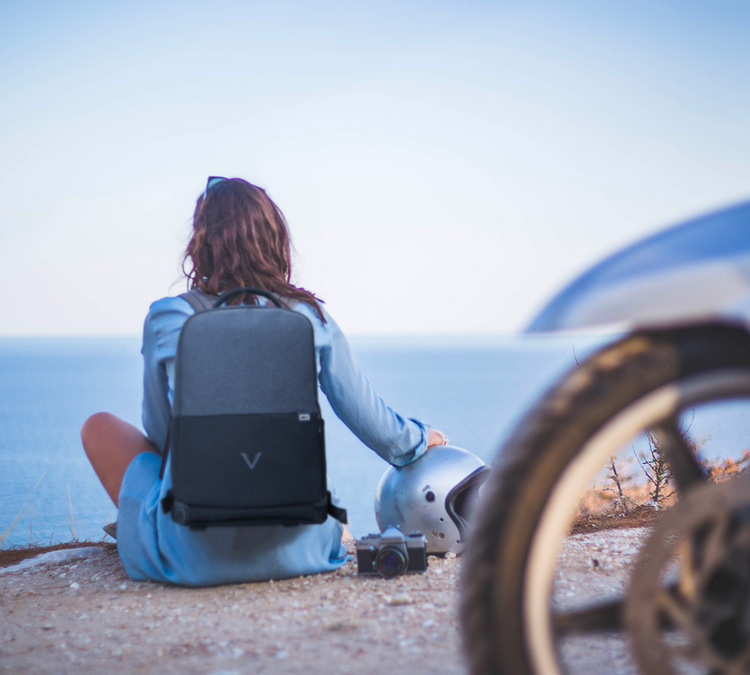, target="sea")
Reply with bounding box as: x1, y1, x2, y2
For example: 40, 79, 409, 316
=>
2, 334, 750, 548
